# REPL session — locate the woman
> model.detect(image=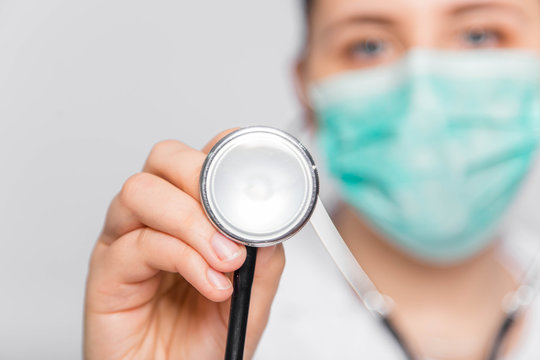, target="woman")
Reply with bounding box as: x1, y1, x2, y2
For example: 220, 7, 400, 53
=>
84, 0, 540, 359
